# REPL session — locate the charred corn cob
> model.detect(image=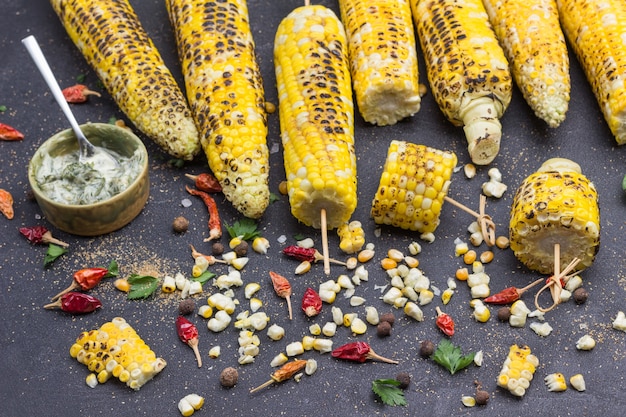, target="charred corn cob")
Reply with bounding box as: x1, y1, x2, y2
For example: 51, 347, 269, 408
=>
411, 0, 512, 165
337, 0, 421, 125
49, 0, 200, 160
496, 344, 539, 397
509, 158, 600, 274
557, 0, 626, 144
274, 5, 357, 229
371, 140, 457, 237
69, 317, 166, 390
483, 0, 570, 128
166, 0, 270, 218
